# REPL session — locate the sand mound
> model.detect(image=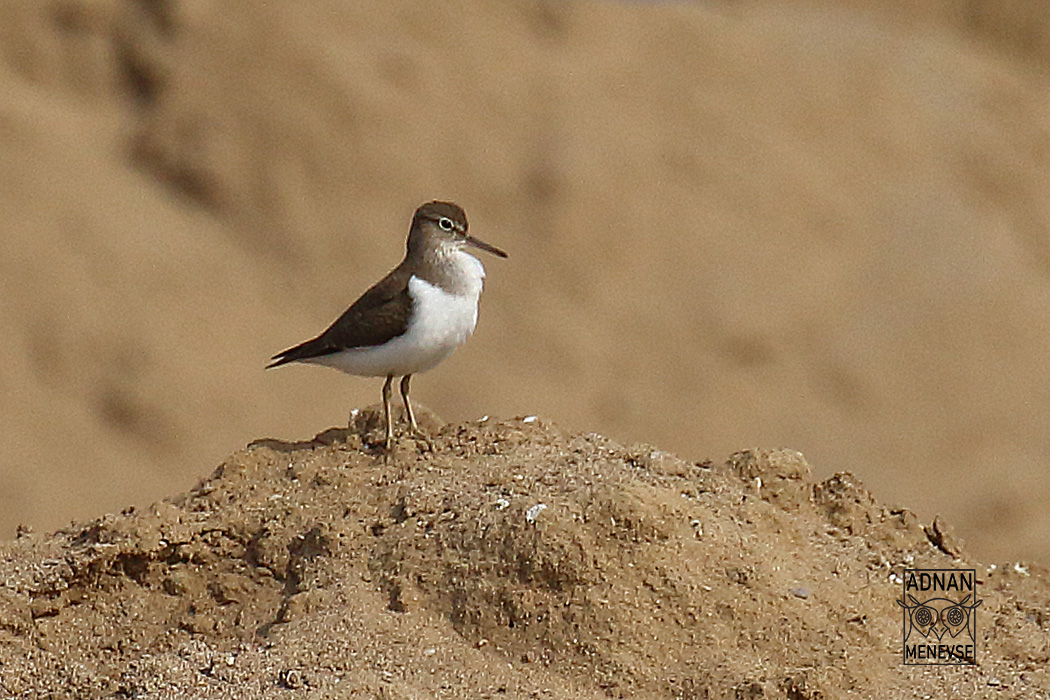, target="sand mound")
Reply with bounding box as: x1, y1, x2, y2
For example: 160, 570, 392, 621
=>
2, 412, 1047, 698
